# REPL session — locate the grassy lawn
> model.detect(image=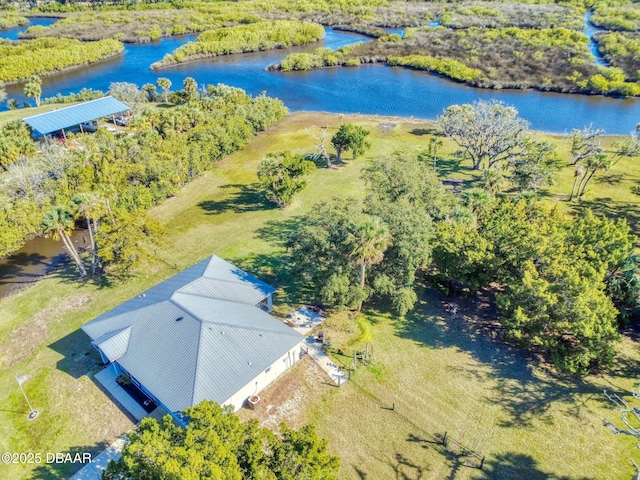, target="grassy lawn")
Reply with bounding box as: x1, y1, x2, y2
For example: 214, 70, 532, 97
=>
1, 112, 639, 479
